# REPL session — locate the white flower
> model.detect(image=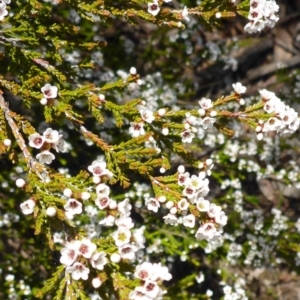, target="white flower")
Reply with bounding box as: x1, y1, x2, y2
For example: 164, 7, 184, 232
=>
199, 98, 213, 110
0, 2, 8, 21
41, 83, 58, 99
95, 183, 110, 197
163, 213, 178, 225
134, 262, 154, 280
139, 107, 155, 123
99, 215, 115, 226
95, 195, 111, 209
201, 117, 216, 130
76, 238, 97, 259
36, 150, 55, 164
182, 214, 196, 228
232, 82, 246, 94
20, 199, 36, 215
180, 129, 195, 143
195, 223, 217, 240
118, 244, 138, 261
152, 262, 172, 281
129, 122, 145, 137
215, 211, 228, 226
145, 197, 160, 212
148, 1, 160, 16
43, 128, 60, 144
196, 197, 210, 212
115, 216, 134, 230
112, 228, 131, 247
60, 240, 80, 266
90, 252, 108, 270
16, 178, 26, 188
88, 160, 112, 178
181, 6, 190, 21
52, 135, 67, 152
207, 203, 222, 219
28, 133, 45, 149
118, 198, 132, 216
66, 262, 90, 280
64, 199, 83, 215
